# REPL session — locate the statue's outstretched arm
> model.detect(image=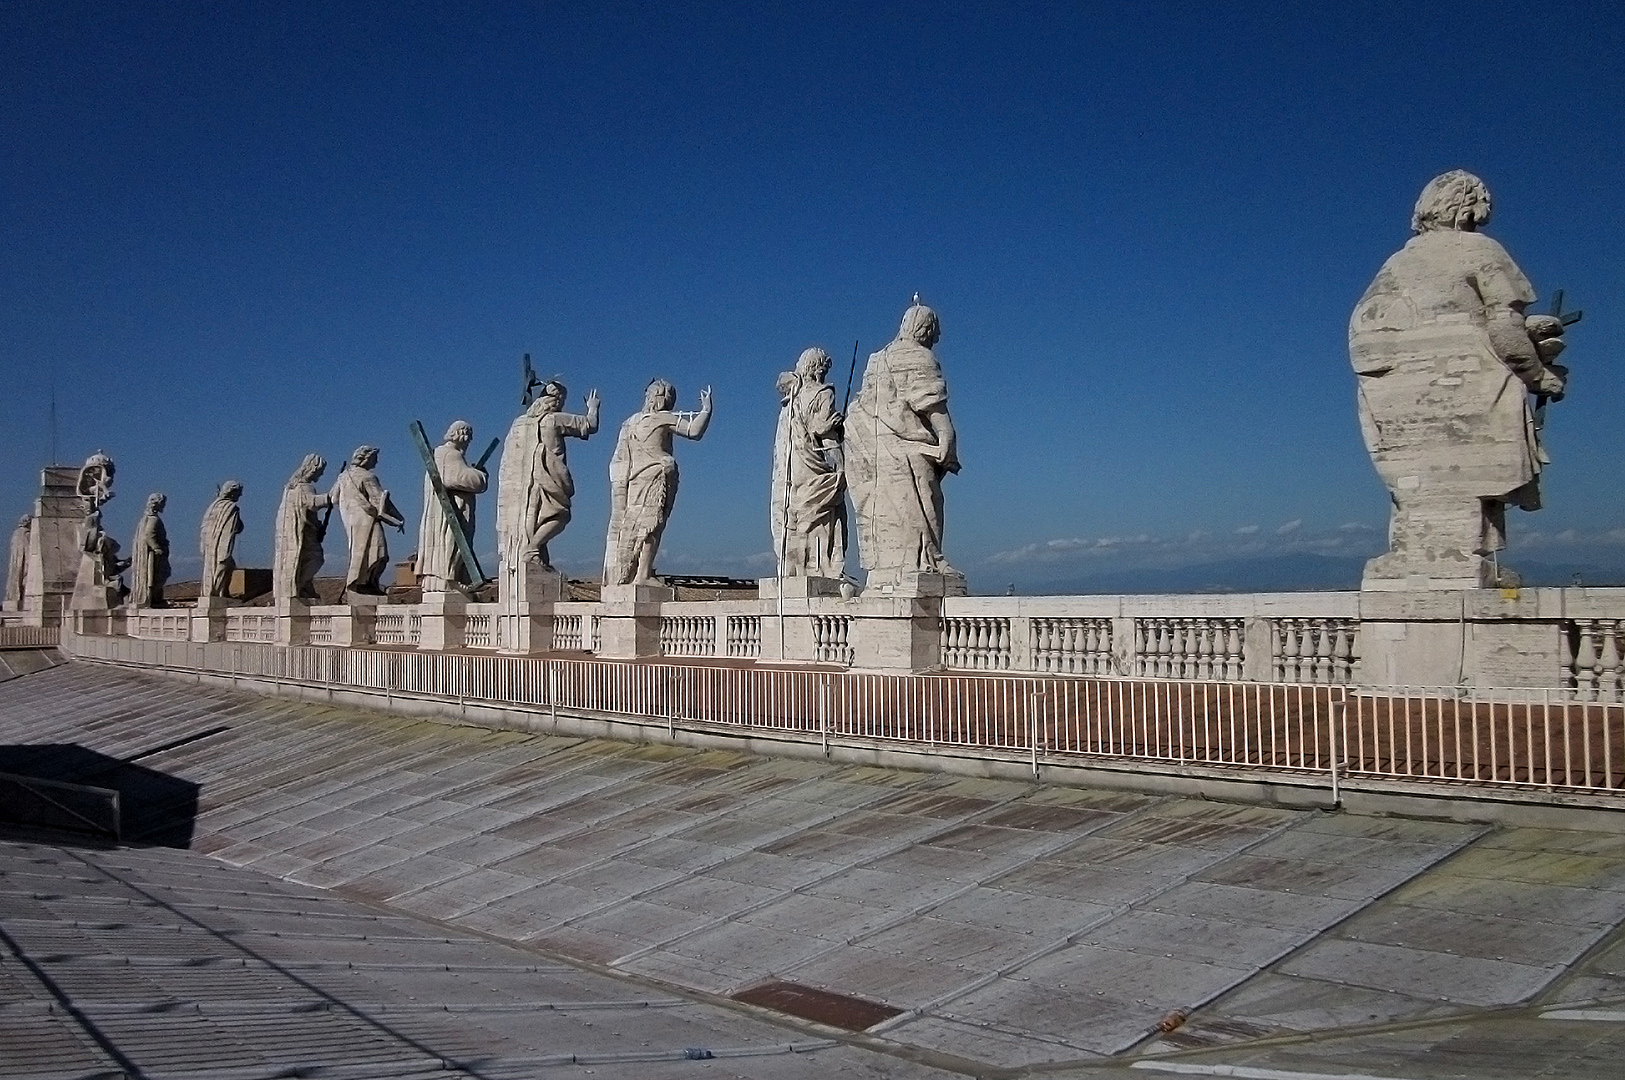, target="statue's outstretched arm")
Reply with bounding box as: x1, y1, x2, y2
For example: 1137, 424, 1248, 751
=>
676, 386, 713, 440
